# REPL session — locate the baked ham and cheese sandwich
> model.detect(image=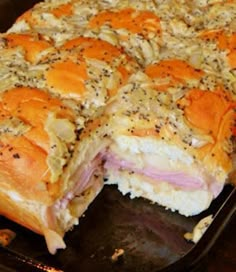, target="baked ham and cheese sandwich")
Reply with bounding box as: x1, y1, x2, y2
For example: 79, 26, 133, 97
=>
0, 0, 235, 255
0, 85, 113, 254
104, 60, 236, 216
0, 22, 138, 254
